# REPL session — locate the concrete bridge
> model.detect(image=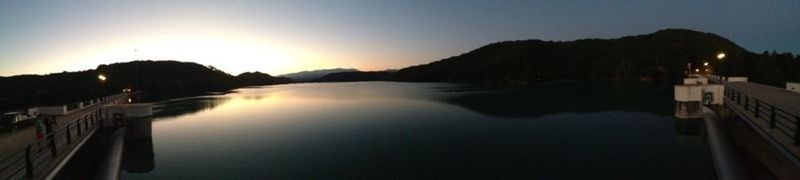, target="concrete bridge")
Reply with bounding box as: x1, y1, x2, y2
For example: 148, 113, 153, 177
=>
677, 75, 800, 179
723, 80, 800, 165
0, 93, 132, 179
